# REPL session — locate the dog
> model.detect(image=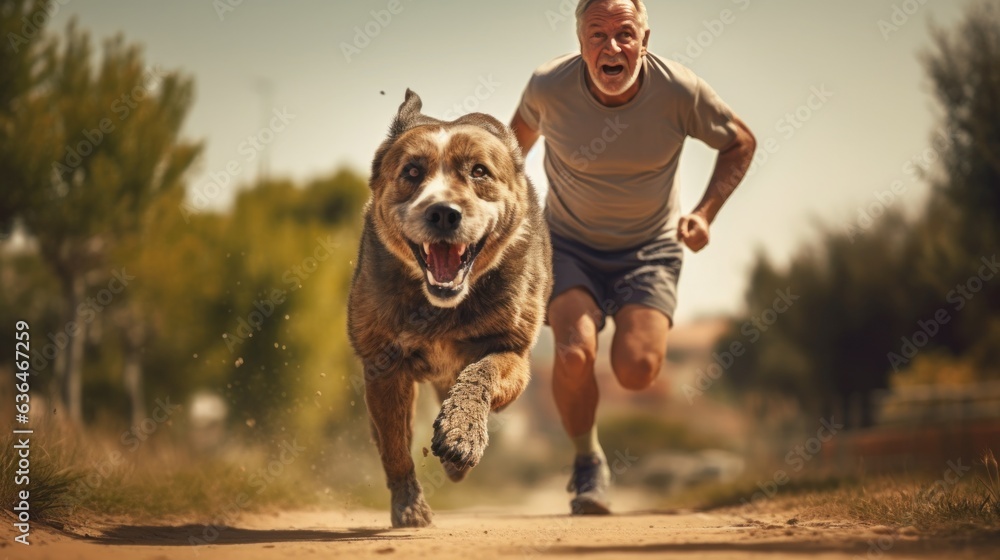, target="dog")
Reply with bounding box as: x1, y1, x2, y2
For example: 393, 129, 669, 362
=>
348, 90, 552, 528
